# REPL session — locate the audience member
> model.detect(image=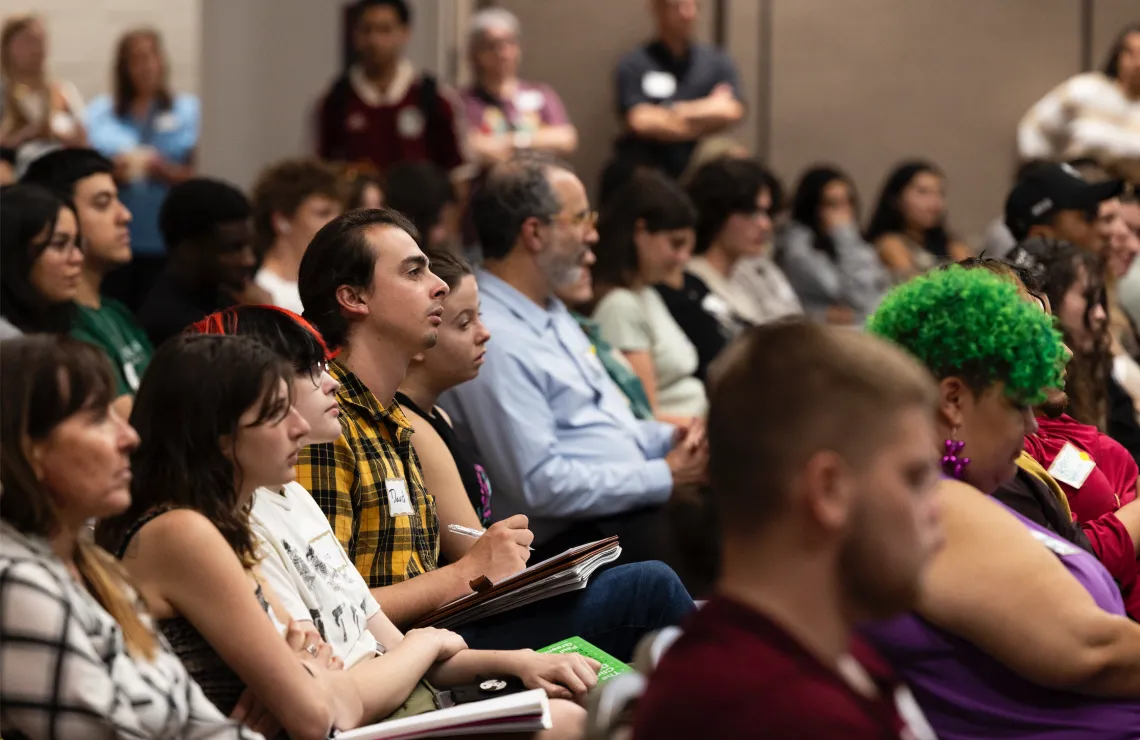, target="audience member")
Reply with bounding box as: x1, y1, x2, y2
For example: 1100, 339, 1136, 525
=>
316, 0, 467, 181
634, 321, 943, 739
1019, 24, 1140, 184
1118, 193, 1140, 325
1009, 238, 1140, 460
610, 0, 743, 179
1003, 161, 1122, 253
191, 307, 593, 738
777, 165, 890, 324
22, 148, 151, 414
663, 158, 800, 378
678, 135, 748, 185
383, 161, 459, 251
96, 334, 389, 738
295, 206, 694, 657
344, 166, 385, 210
0, 335, 260, 739
555, 266, 656, 421
0, 15, 85, 172
961, 255, 1140, 620
252, 158, 345, 314
396, 252, 496, 535
591, 169, 706, 421
85, 28, 198, 311
136, 177, 255, 345
0, 183, 81, 336
461, 8, 577, 166
978, 160, 1049, 259
866, 266, 1140, 738
438, 156, 707, 568
866, 160, 970, 281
